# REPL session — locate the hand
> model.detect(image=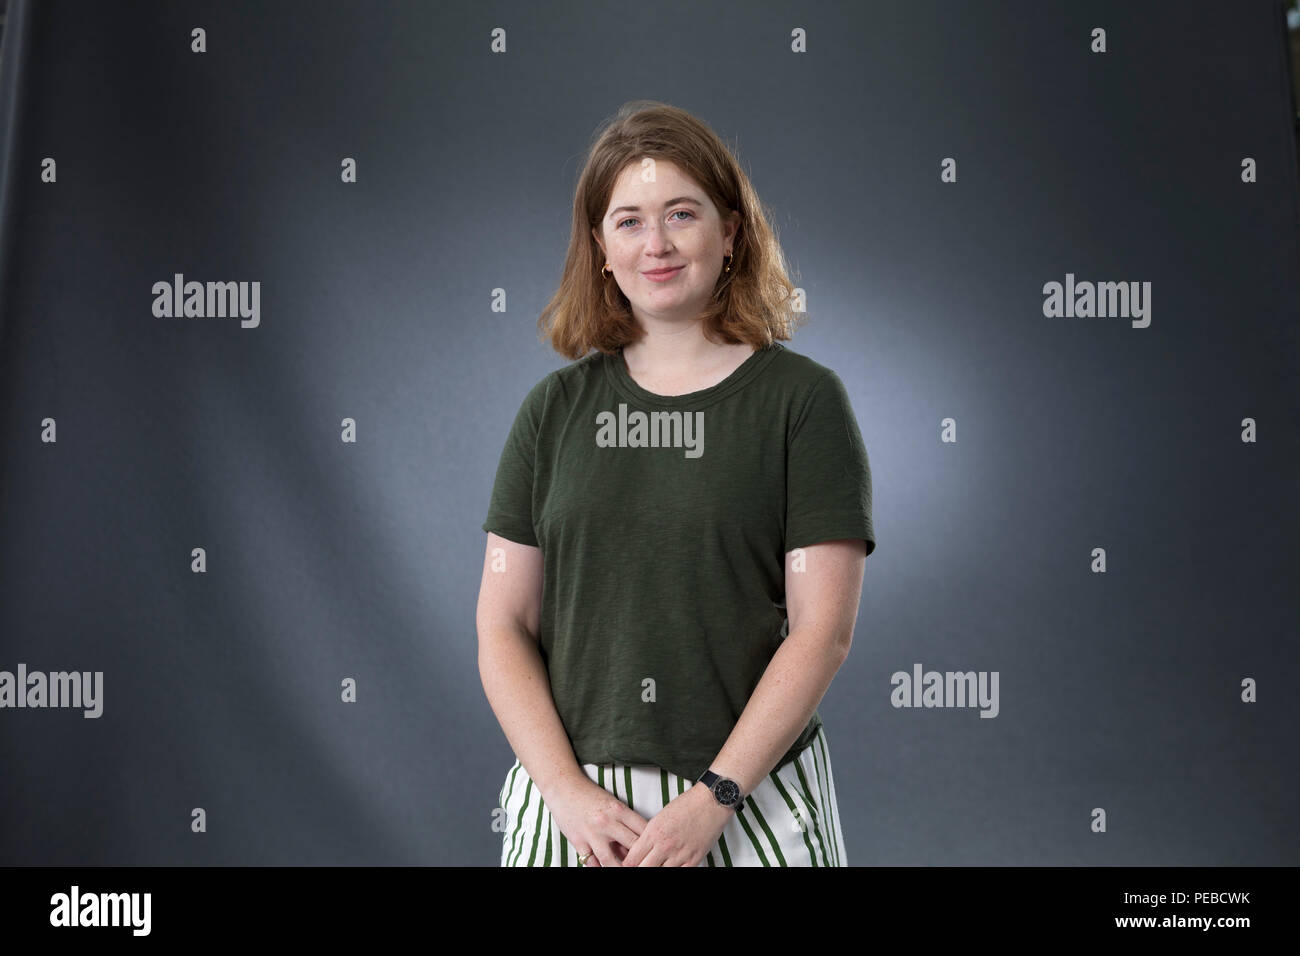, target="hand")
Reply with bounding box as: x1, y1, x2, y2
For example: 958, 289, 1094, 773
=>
543, 774, 649, 867
621, 782, 733, 866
